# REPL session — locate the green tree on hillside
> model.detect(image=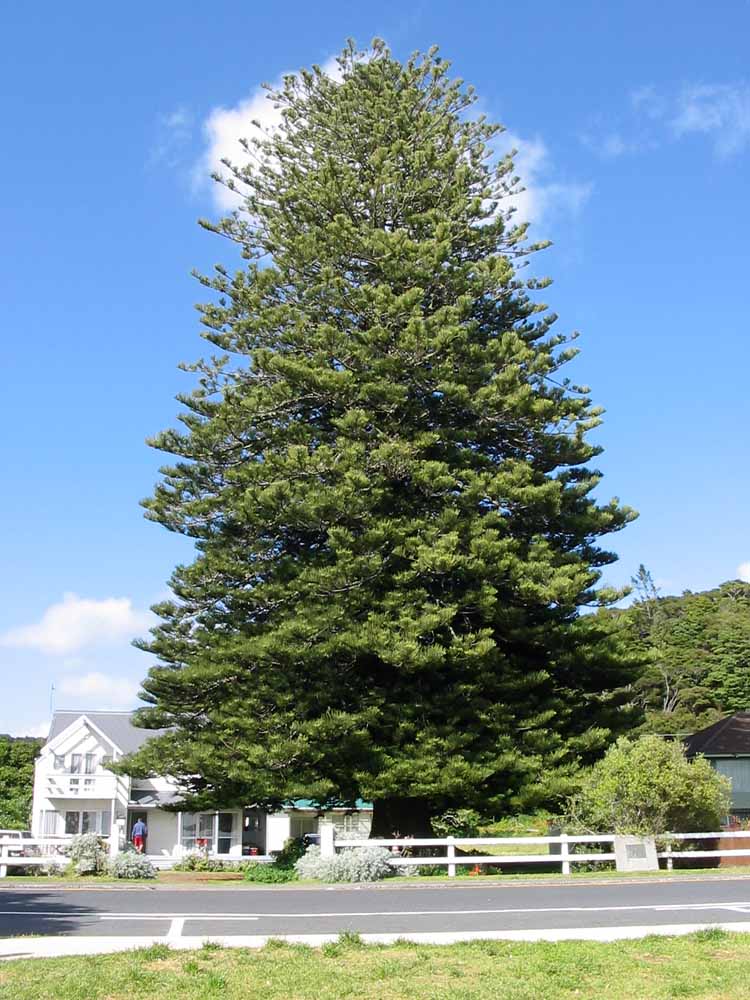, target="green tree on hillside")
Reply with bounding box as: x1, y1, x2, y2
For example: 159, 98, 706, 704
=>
0, 737, 42, 829
122, 41, 638, 834
603, 571, 750, 733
